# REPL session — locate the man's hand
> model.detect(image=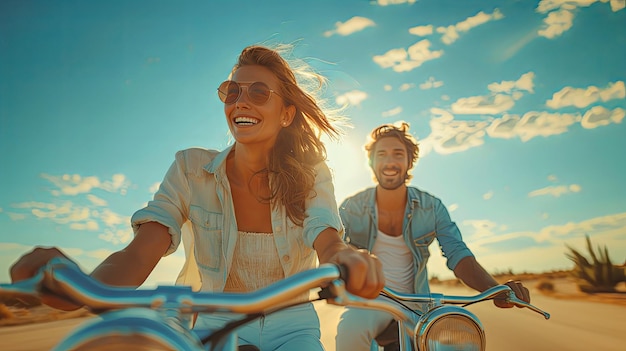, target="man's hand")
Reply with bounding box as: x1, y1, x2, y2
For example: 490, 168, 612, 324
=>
494, 280, 531, 308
